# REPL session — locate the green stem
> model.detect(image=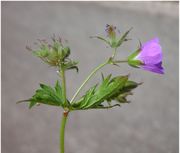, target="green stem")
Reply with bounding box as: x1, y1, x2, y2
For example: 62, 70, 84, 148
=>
113, 60, 128, 63
60, 67, 68, 107
111, 48, 117, 59
70, 59, 109, 103
60, 111, 69, 153
59, 65, 69, 153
